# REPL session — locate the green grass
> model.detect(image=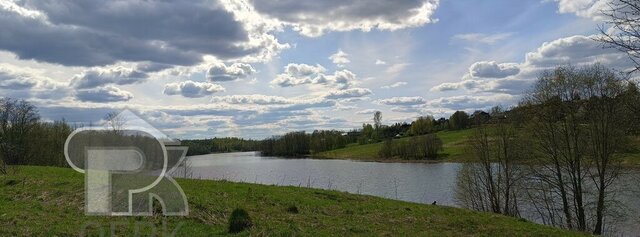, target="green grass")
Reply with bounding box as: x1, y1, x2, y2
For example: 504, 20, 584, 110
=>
619, 136, 640, 166
318, 129, 640, 166
0, 166, 585, 236
317, 129, 475, 162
